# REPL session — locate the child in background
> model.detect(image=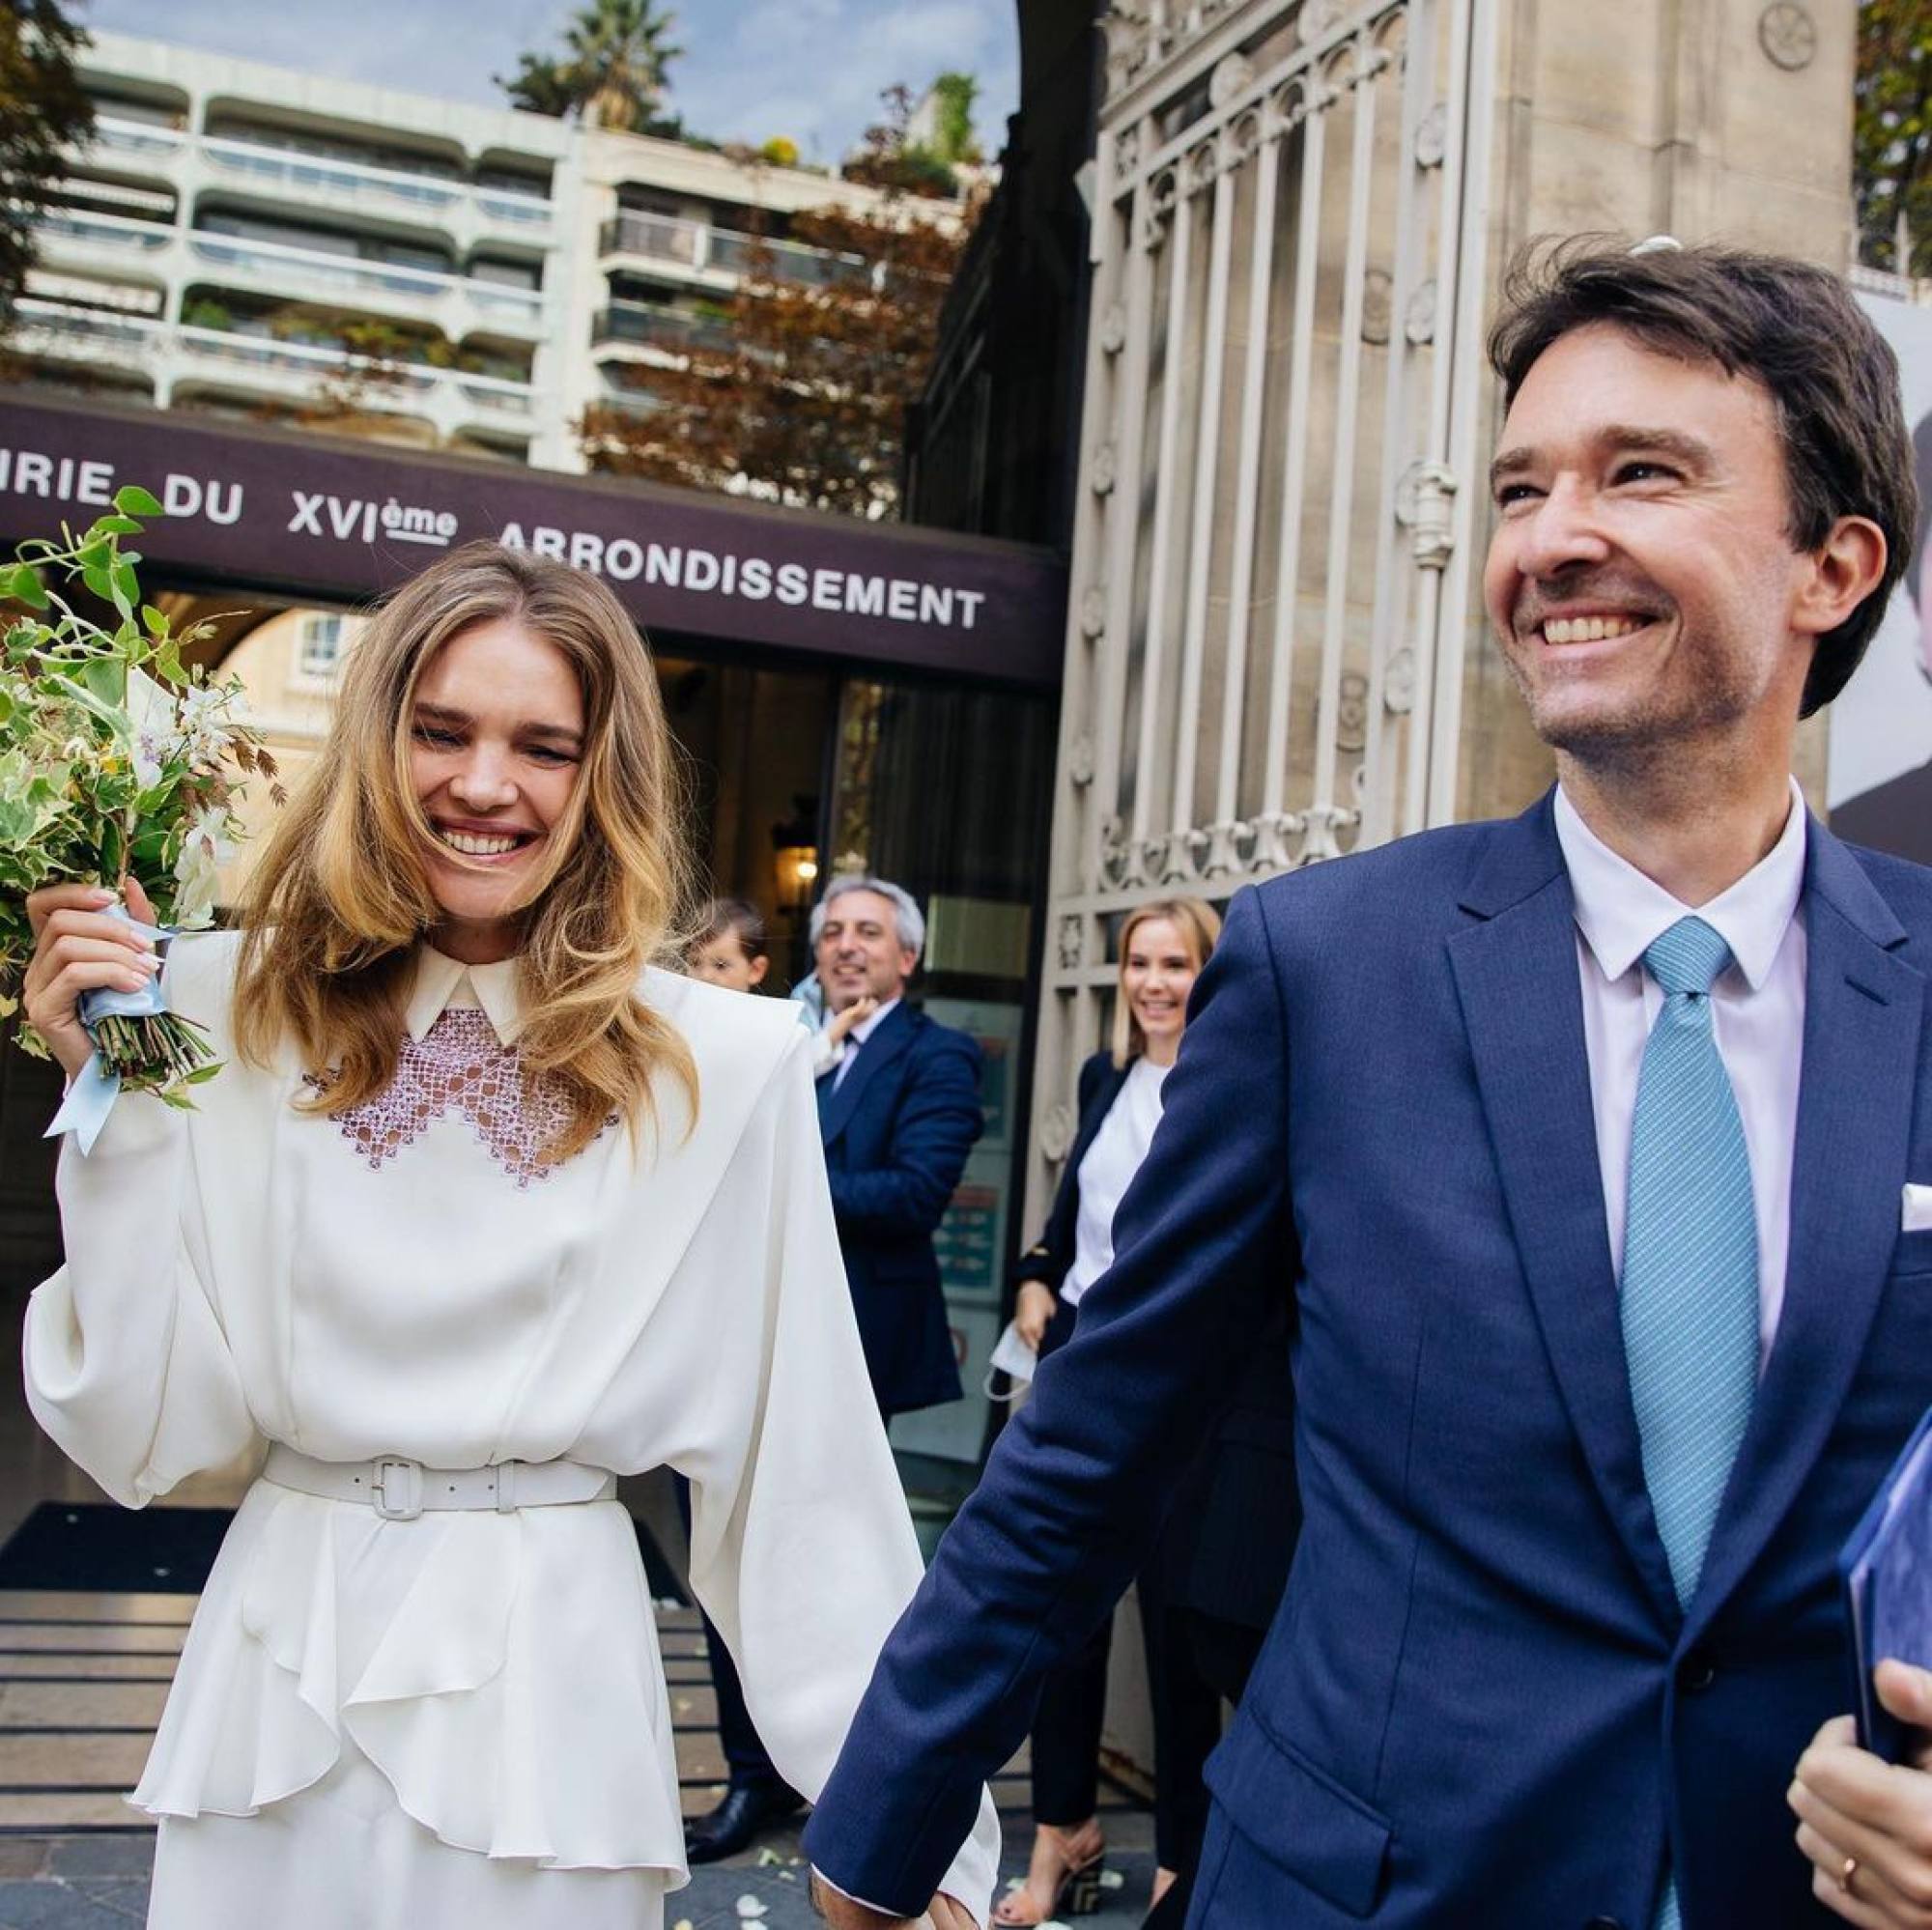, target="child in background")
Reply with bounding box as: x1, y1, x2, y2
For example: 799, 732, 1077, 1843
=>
685, 896, 875, 1077
686, 897, 771, 992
